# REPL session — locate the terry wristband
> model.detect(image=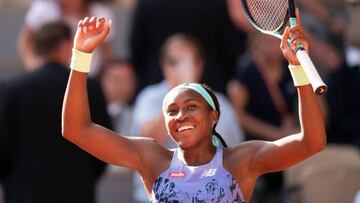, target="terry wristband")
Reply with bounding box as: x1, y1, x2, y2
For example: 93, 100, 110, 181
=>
70, 48, 93, 73
288, 64, 311, 87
